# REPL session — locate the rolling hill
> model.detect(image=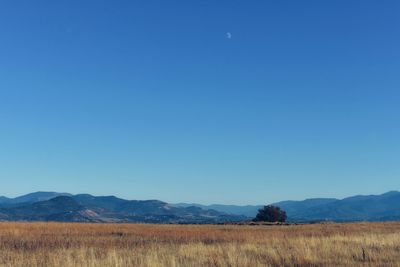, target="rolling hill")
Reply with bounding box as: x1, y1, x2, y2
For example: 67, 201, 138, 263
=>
173, 203, 262, 217
175, 191, 400, 222
1, 191, 400, 223
274, 191, 400, 222
0, 193, 245, 223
